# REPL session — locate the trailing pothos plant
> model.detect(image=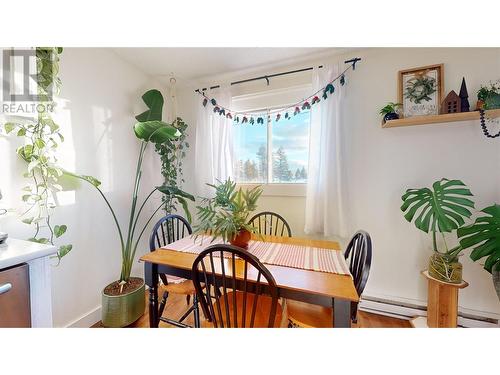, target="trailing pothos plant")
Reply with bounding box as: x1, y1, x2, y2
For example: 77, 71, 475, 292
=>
138, 89, 190, 214
156, 117, 189, 213
66, 92, 195, 284
2, 47, 72, 262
